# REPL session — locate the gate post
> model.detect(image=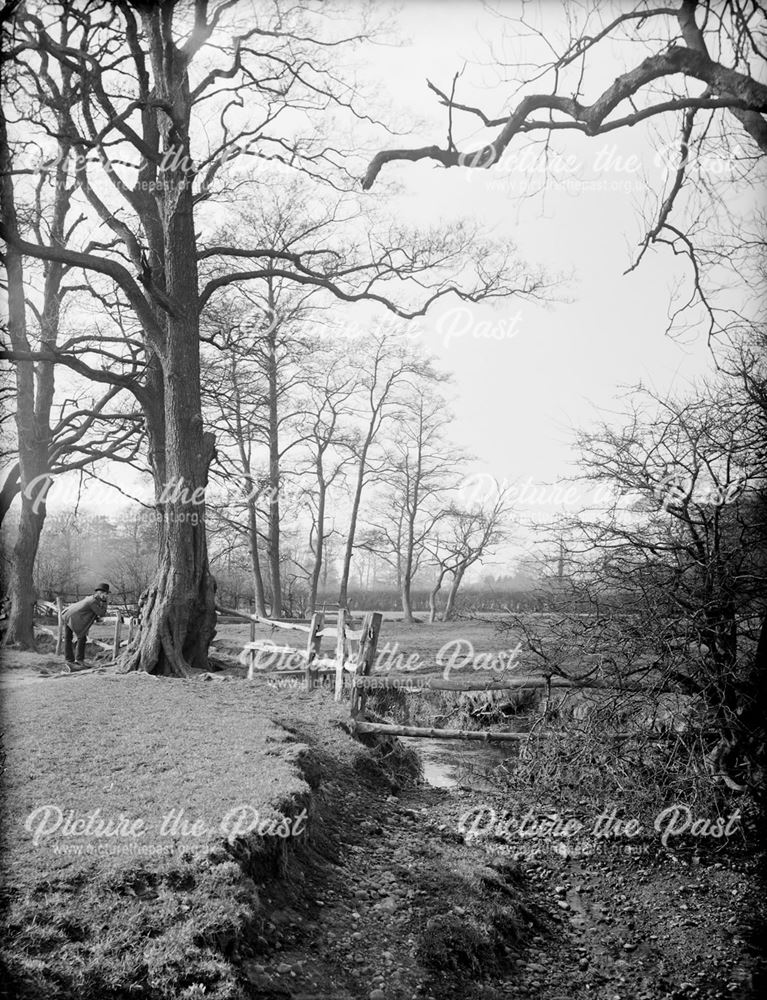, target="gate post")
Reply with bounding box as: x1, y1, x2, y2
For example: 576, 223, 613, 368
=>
334, 608, 347, 702
55, 596, 63, 656
249, 618, 257, 674
305, 612, 324, 691
350, 612, 382, 720
112, 609, 123, 661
